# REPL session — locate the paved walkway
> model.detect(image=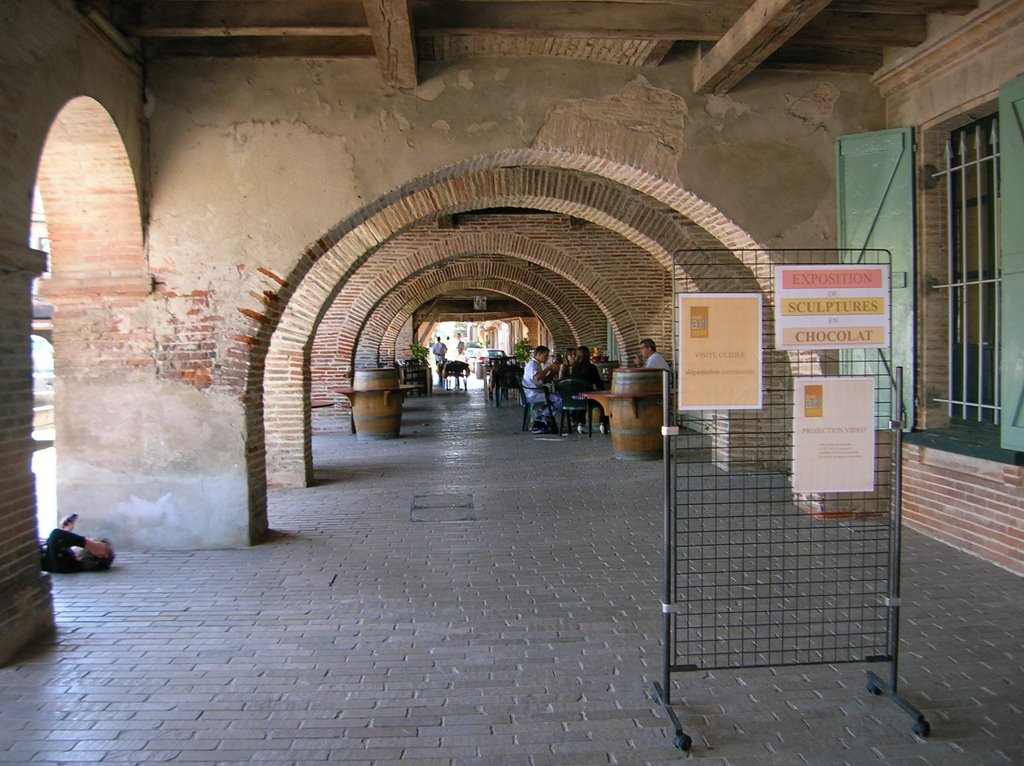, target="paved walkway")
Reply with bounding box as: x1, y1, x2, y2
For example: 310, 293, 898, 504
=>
2, 381, 1022, 764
